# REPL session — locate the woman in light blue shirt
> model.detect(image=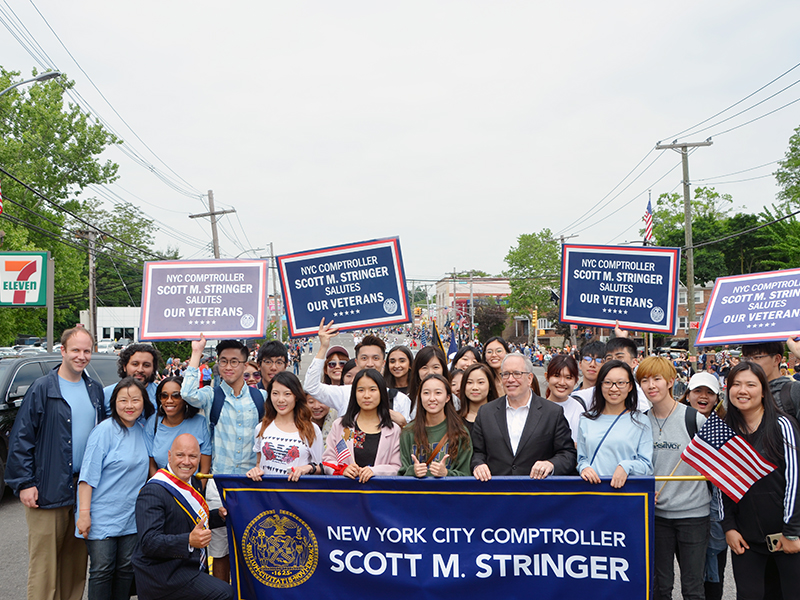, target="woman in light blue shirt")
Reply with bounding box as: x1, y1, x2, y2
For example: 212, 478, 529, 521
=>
144, 376, 211, 477
577, 360, 653, 489
76, 377, 154, 600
